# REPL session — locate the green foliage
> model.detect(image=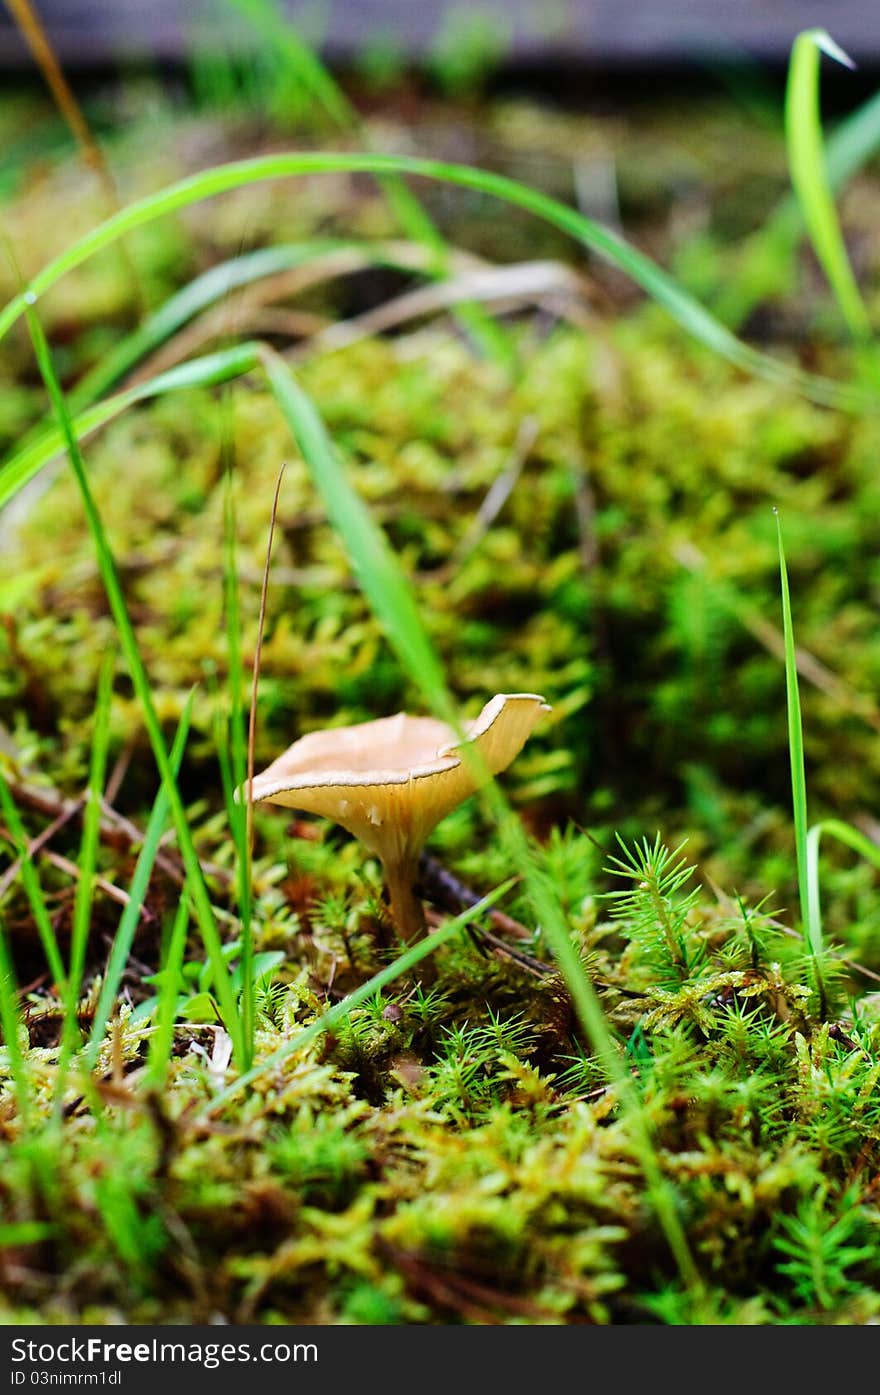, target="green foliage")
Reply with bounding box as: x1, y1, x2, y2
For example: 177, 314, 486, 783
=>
427, 7, 509, 96
605, 835, 701, 986
773, 1186, 875, 1310
4, 35, 880, 1326
785, 31, 872, 346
